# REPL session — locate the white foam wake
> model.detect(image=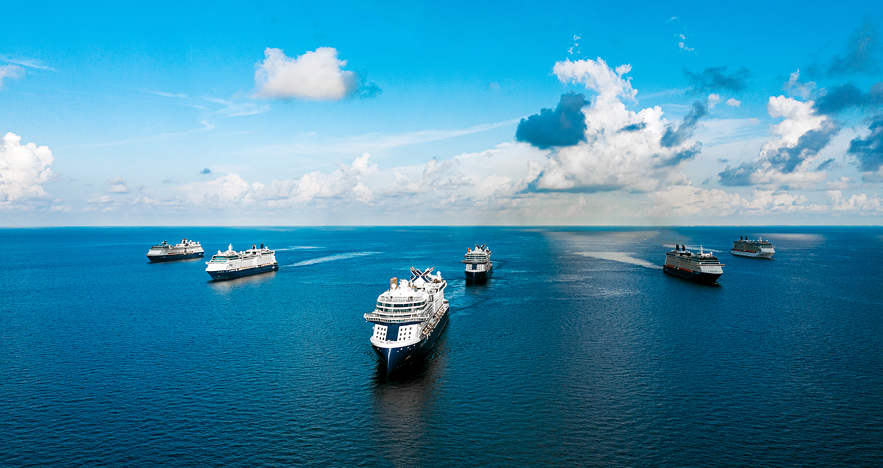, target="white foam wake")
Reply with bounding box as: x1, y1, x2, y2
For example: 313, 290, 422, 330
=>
273, 246, 324, 252
577, 251, 661, 270
289, 252, 377, 267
